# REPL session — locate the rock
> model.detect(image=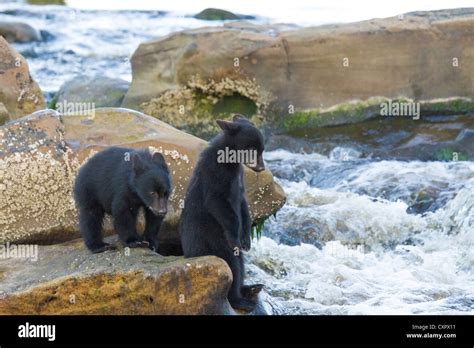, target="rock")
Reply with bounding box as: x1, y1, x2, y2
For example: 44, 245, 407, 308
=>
0, 237, 233, 314
39, 29, 56, 42
0, 103, 9, 124
0, 108, 286, 254
0, 37, 45, 123
194, 8, 252, 21
0, 21, 41, 43
54, 75, 130, 110
27, 0, 65, 5
123, 9, 474, 132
